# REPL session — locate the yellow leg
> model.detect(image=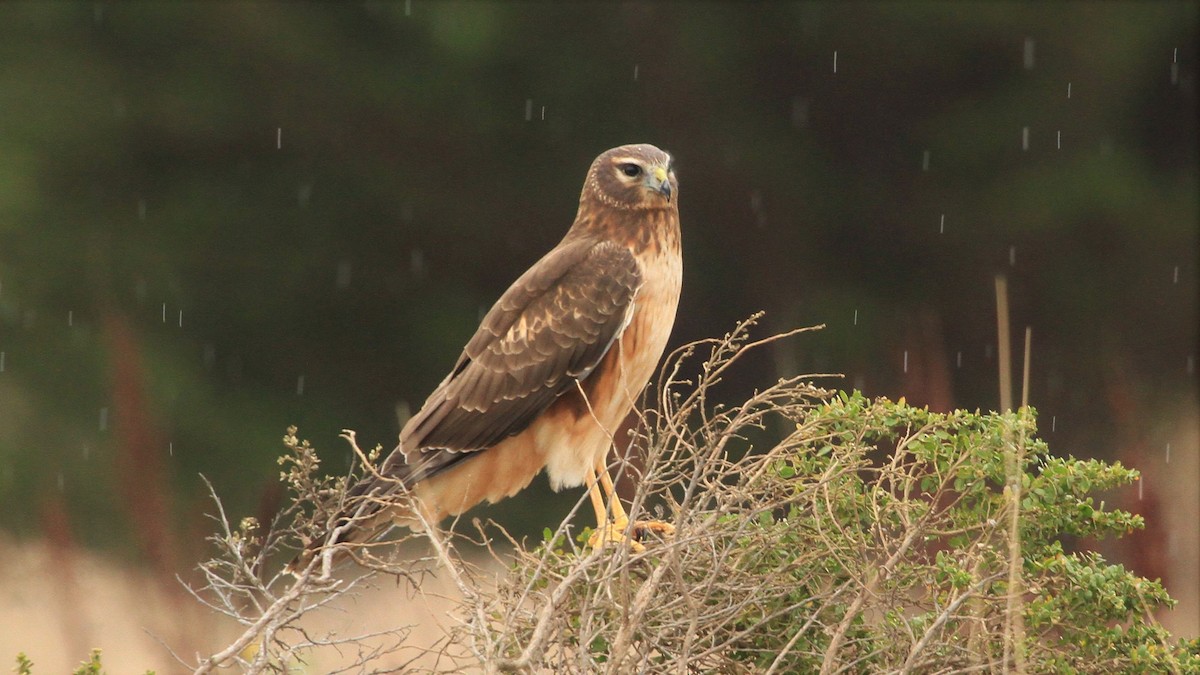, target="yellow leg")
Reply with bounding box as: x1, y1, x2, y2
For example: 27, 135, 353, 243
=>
585, 453, 674, 551
586, 466, 609, 529
595, 456, 628, 522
